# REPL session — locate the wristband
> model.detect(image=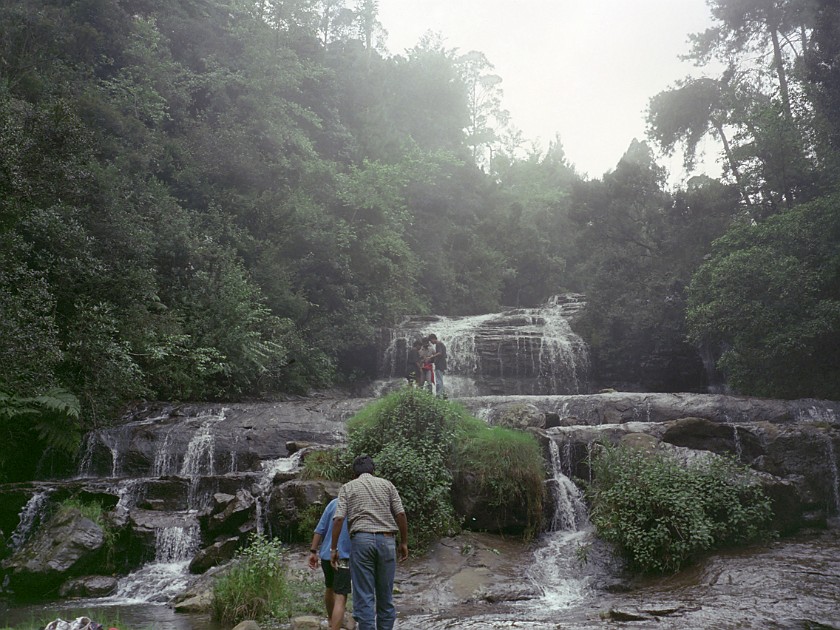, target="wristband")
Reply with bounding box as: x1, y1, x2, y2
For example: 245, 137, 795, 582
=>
310, 549, 317, 553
